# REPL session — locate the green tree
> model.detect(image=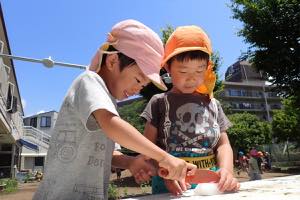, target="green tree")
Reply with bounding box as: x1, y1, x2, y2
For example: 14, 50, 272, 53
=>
230, 0, 300, 103
272, 97, 300, 145
118, 99, 148, 155
161, 25, 174, 44
227, 112, 272, 152
118, 99, 147, 133
211, 52, 223, 92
